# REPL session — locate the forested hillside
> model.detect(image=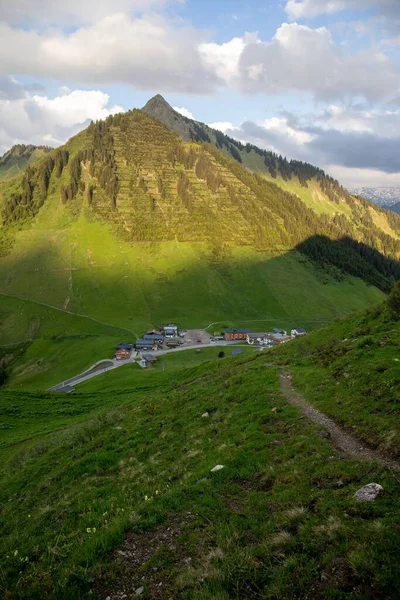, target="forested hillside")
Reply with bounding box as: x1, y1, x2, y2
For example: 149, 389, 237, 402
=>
0, 100, 399, 385
1, 106, 400, 290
